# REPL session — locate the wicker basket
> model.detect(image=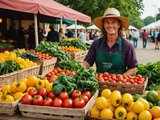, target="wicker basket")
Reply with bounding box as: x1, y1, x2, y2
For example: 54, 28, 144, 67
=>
18, 90, 98, 120
71, 50, 88, 62
98, 76, 148, 95
0, 99, 21, 115
33, 58, 57, 76
17, 65, 40, 81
